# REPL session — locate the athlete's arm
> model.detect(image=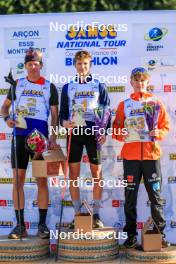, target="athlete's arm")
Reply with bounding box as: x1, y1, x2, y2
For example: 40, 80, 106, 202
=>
99, 82, 111, 131
1, 80, 18, 129
59, 83, 75, 128
112, 101, 126, 141
49, 83, 59, 148
149, 101, 170, 140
